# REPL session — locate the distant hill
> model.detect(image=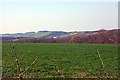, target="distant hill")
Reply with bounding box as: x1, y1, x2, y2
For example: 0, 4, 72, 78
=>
1, 30, 87, 40
1, 29, 120, 44
31, 31, 51, 38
